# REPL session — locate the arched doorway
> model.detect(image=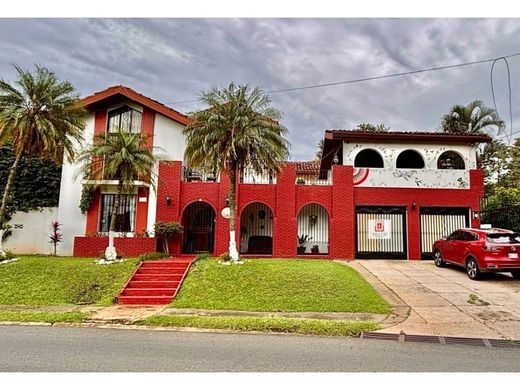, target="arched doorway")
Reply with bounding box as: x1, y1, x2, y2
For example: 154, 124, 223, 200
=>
297, 204, 329, 255
182, 201, 216, 254
240, 202, 274, 254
